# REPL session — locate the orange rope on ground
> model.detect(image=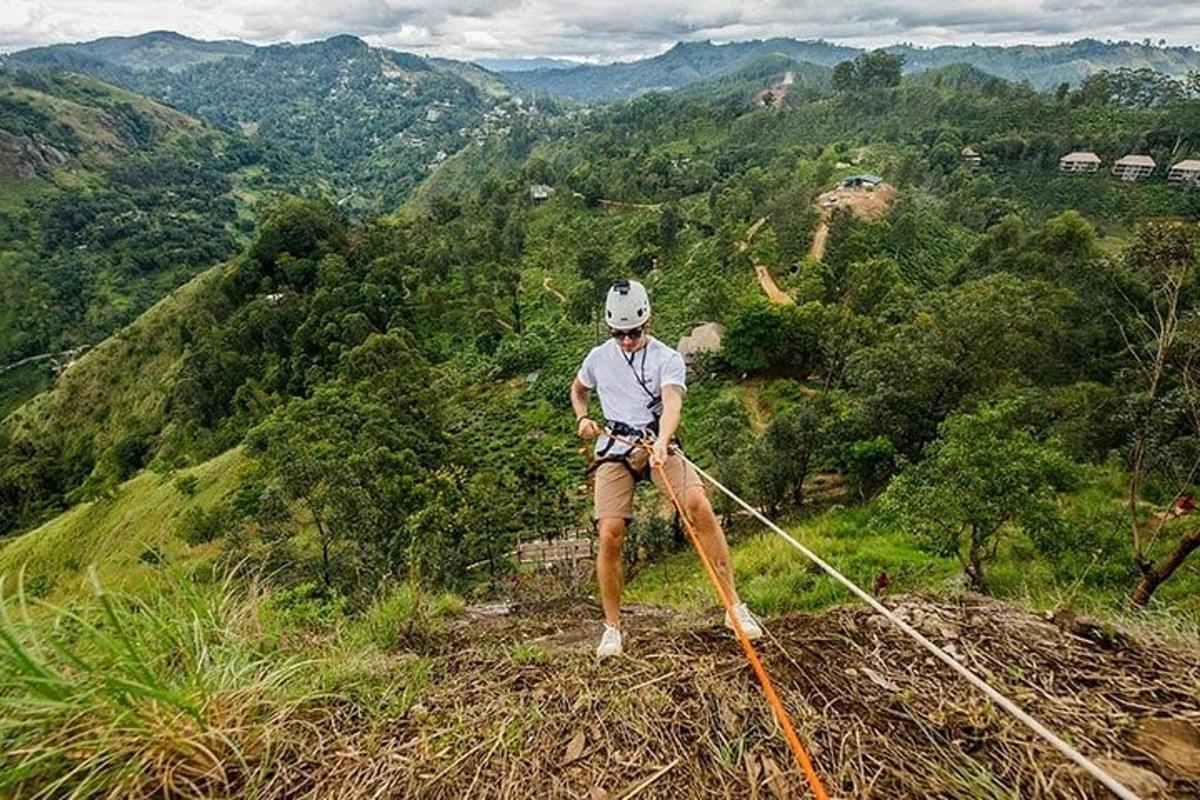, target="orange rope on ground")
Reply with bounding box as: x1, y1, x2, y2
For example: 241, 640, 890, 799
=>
639, 441, 830, 800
